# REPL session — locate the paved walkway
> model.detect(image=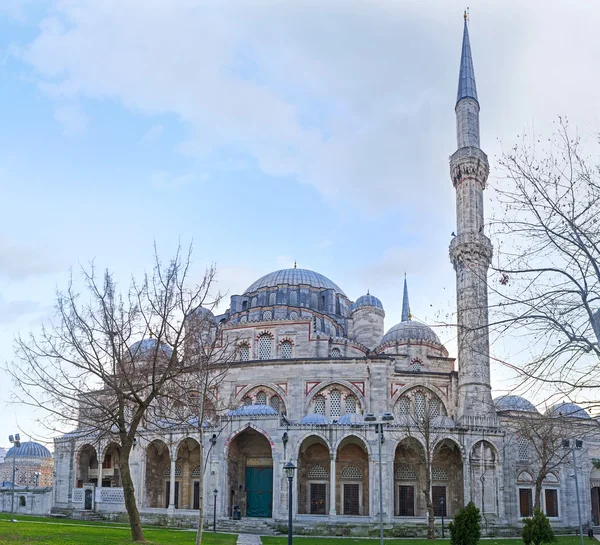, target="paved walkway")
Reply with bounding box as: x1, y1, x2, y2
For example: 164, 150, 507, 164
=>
236, 534, 263, 545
